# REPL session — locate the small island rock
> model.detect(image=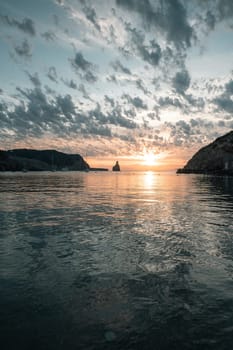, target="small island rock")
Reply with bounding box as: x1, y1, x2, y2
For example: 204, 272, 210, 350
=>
112, 161, 120, 172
